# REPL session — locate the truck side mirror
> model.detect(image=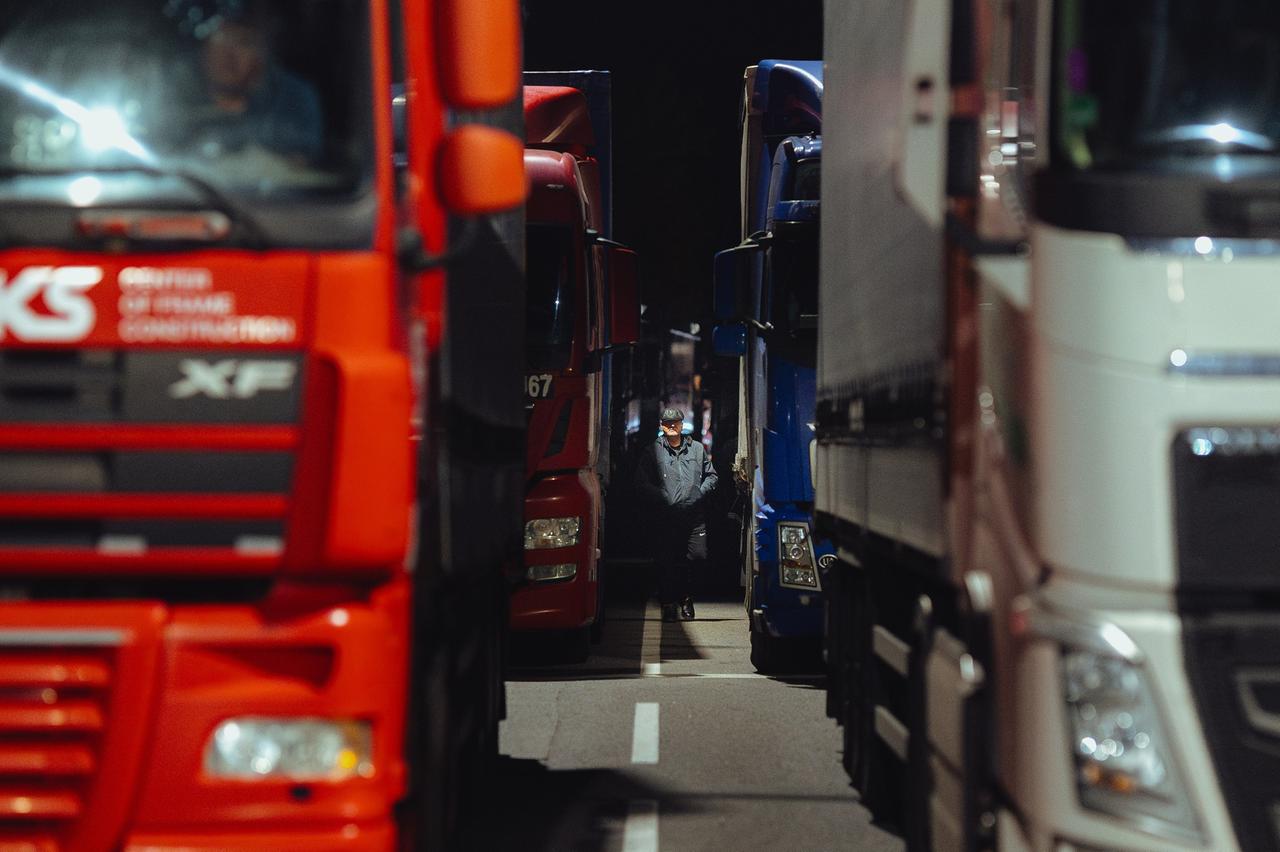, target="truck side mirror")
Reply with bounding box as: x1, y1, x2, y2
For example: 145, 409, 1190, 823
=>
606, 245, 640, 346
713, 241, 764, 322
438, 0, 521, 109
438, 125, 527, 215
